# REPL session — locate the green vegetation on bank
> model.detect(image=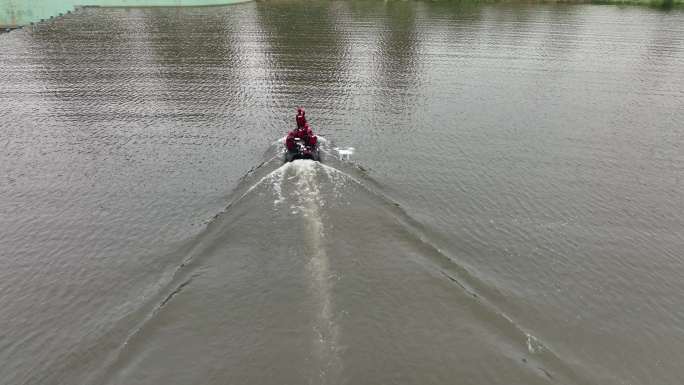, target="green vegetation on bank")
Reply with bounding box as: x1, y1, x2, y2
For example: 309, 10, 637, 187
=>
589, 0, 681, 7
579, 0, 679, 7
471, 0, 682, 6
